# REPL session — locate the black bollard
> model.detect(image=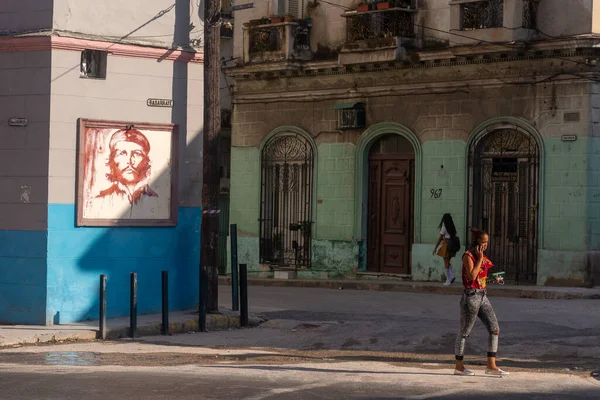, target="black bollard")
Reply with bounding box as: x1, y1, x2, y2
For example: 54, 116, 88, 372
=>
99, 274, 107, 340
161, 271, 169, 335
199, 268, 207, 332
130, 272, 137, 338
239, 264, 248, 327
230, 224, 239, 311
